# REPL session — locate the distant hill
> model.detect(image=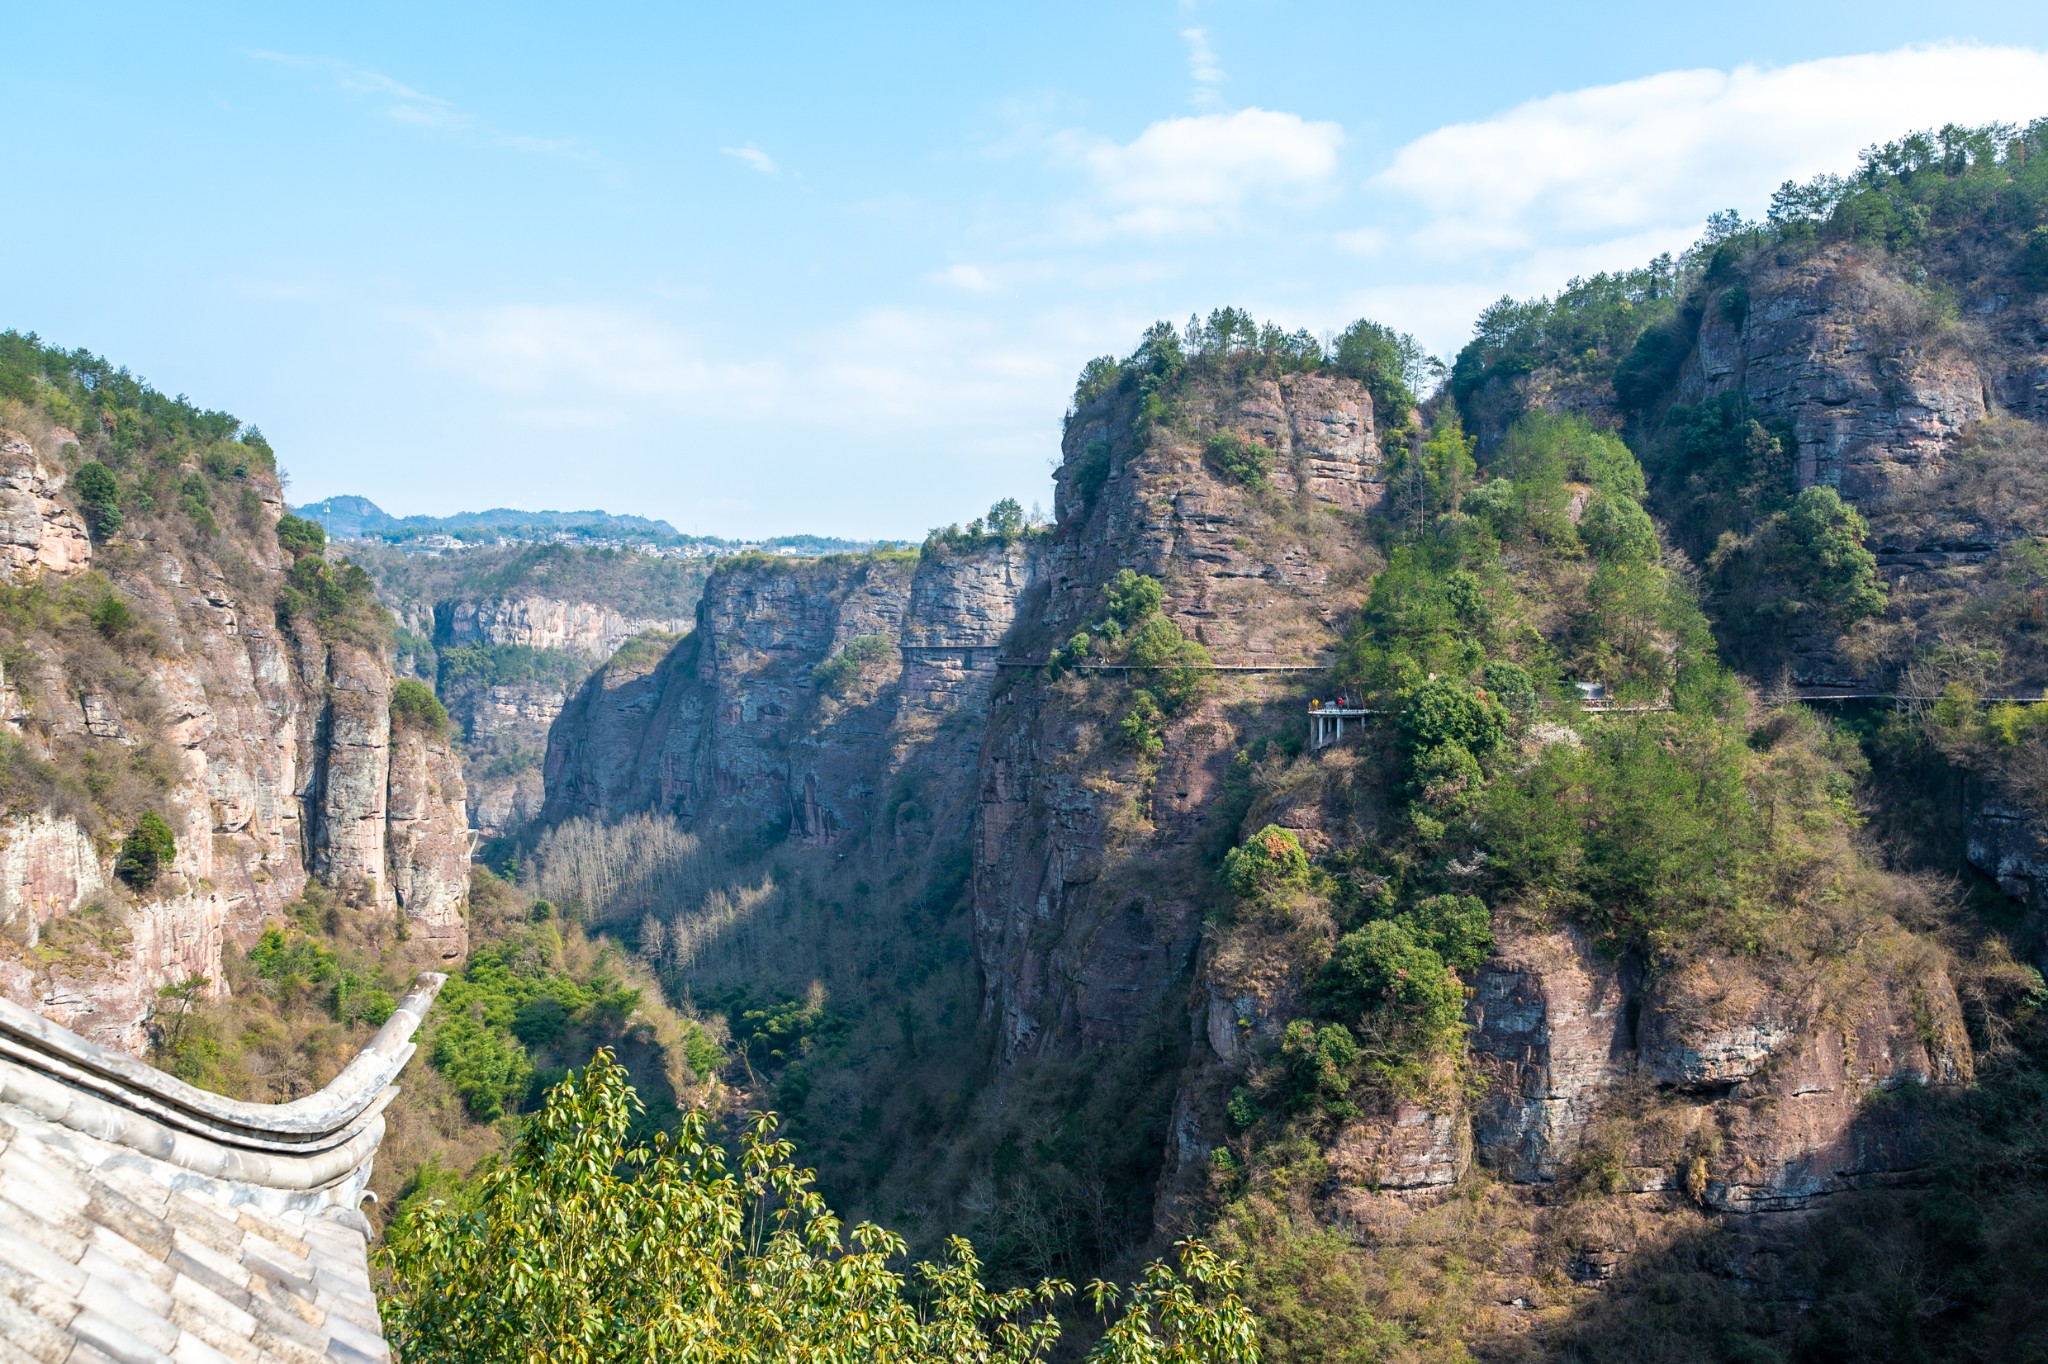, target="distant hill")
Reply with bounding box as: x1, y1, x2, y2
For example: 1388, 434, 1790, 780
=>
292, 495, 881, 554
292, 496, 686, 543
